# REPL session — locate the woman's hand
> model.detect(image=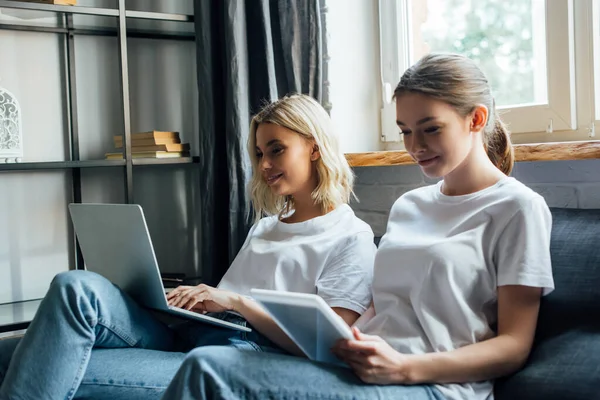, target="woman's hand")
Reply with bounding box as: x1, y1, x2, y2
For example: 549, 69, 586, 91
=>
166, 284, 241, 314
332, 327, 412, 385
